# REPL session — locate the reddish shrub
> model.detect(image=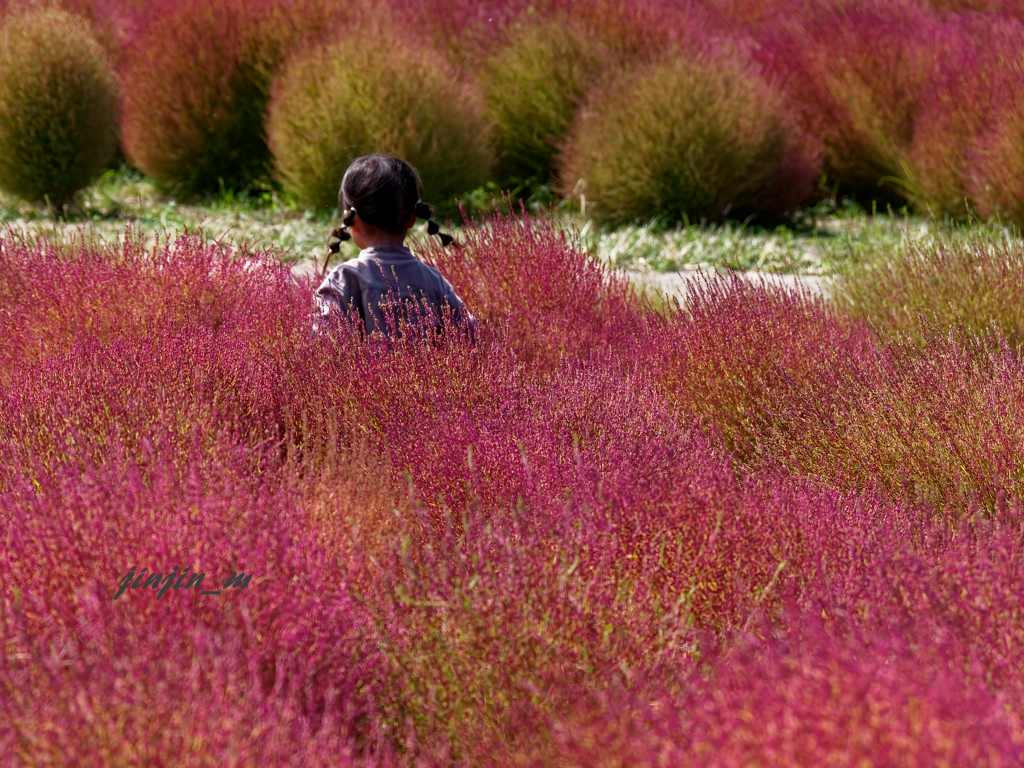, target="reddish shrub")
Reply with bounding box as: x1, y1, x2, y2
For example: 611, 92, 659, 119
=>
401, 0, 707, 63
119, 0, 353, 193
554, 0, 710, 59
953, 21, 1024, 223
758, 324, 1024, 509
6, 217, 1024, 762
419, 209, 642, 370
0, 437, 392, 765
651, 272, 873, 460
834, 234, 1024, 344
649, 269, 1024, 510
902, 14, 1024, 219
536, 616, 1023, 766
0, 227, 305, 380
926, 0, 1007, 13
757, 1, 945, 205
707, 0, 827, 28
